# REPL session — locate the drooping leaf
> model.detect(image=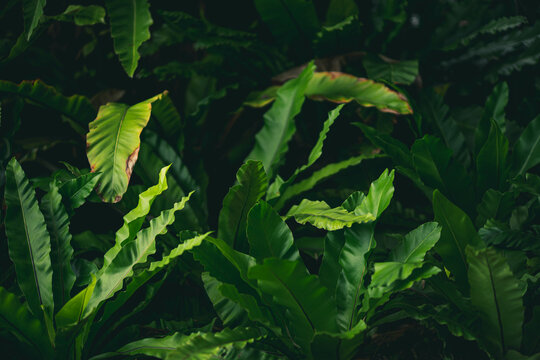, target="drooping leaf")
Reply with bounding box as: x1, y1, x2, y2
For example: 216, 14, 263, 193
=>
4, 158, 53, 318
476, 120, 509, 195
83, 192, 193, 318
362, 55, 419, 85
275, 154, 380, 211
23, 0, 46, 40
305, 72, 412, 114
355, 169, 395, 218
513, 115, 540, 175
0, 80, 96, 126
0, 287, 53, 357
40, 181, 75, 311
335, 224, 375, 331
86, 93, 164, 202
467, 246, 524, 357
219, 161, 268, 252
93, 327, 264, 360
245, 62, 315, 178
247, 200, 299, 261
433, 190, 483, 294
248, 258, 338, 348
106, 0, 153, 77
287, 199, 375, 231
254, 0, 320, 46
